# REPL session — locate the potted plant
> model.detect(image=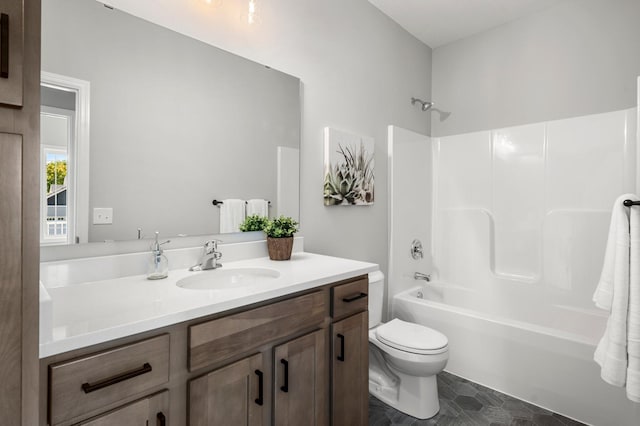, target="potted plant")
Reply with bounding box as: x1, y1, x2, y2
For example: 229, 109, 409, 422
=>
263, 216, 298, 260
239, 214, 270, 232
